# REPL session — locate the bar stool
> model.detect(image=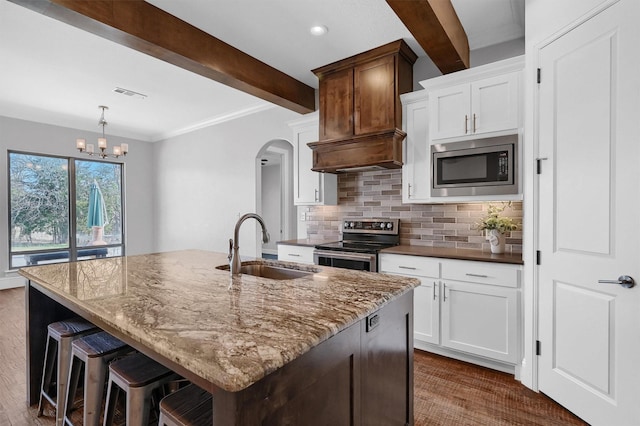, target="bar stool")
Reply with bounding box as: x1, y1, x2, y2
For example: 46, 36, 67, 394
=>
38, 317, 98, 426
63, 331, 132, 426
158, 384, 213, 426
103, 352, 179, 426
